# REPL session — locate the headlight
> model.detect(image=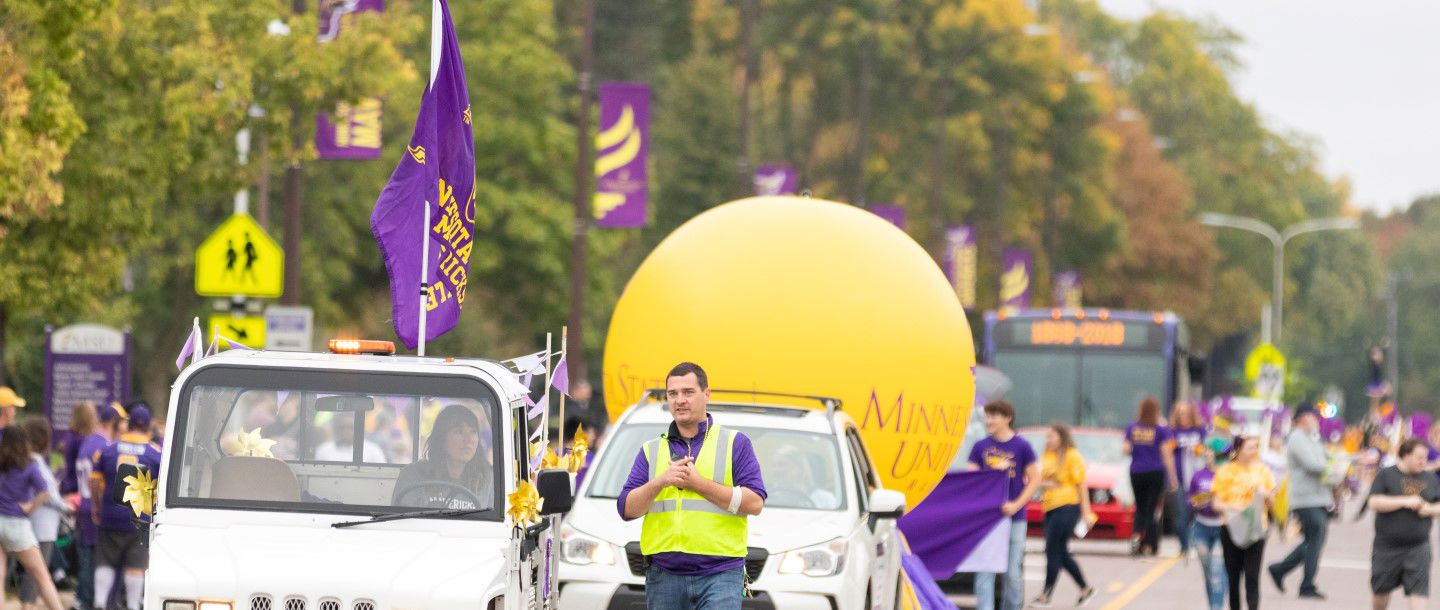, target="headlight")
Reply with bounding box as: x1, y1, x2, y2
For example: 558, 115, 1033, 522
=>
559, 523, 618, 566
1090, 489, 1112, 505
163, 602, 197, 610
777, 538, 848, 577
198, 602, 232, 610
